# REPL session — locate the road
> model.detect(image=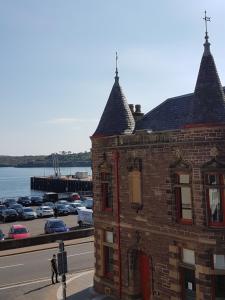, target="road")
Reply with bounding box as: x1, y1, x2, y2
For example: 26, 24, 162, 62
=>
0, 214, 78, 237
0, 240, 94, 300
